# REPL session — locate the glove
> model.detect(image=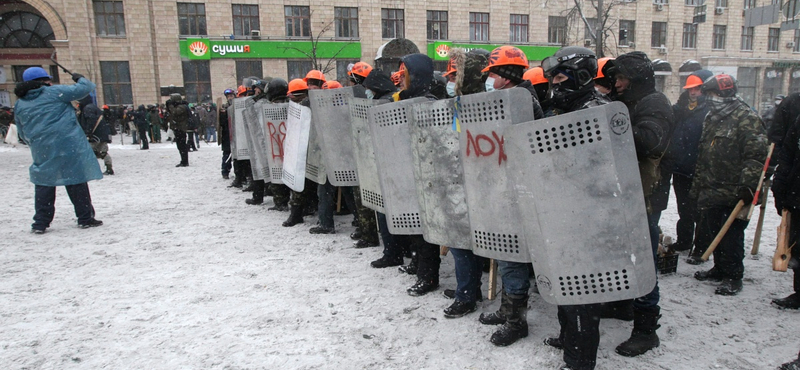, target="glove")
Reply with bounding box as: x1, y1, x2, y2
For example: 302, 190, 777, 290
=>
737, 186, 754, 204
71, 73, 84, 83
774, 196, 785, 216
